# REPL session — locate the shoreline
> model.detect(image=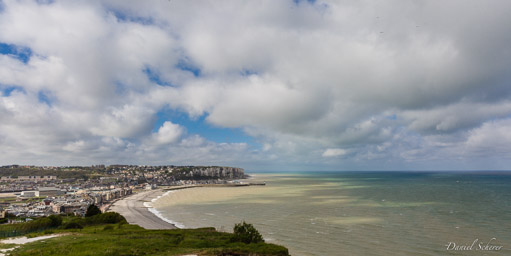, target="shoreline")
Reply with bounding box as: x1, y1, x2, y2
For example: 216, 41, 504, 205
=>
143, 190, 187, 229
109, 189, 179, 229
110, 183, 264, 230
